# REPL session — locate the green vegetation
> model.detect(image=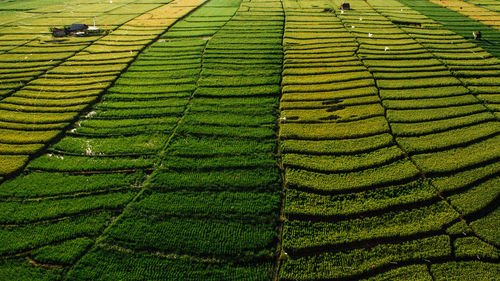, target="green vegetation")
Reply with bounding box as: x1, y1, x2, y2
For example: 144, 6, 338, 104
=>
431, 261, 500, 281
0, 191, 135, 224
32, 237, 94, 266
470, 206, 500, 246
454, 237, 499, 260
0, 0, 498, 279
0, 212, 112, 255
283, 202, 458, 252
0, 258, 62, 281
280, 235, 451, 280
66, 248, 274, 281
286, 180, 437, 217
0, 172, 143, 198
360, 264, 433, 281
